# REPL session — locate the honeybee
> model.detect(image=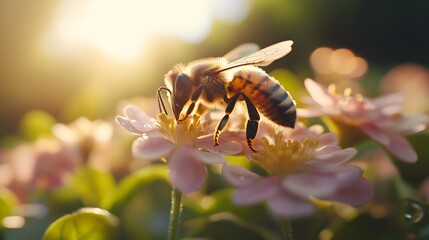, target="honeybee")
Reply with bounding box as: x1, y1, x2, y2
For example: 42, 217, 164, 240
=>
157, 41, 296, 152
